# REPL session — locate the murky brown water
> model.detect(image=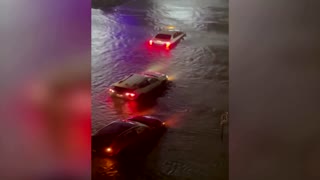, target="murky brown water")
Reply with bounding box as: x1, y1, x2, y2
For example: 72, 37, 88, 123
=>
92, 0, 228, 179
